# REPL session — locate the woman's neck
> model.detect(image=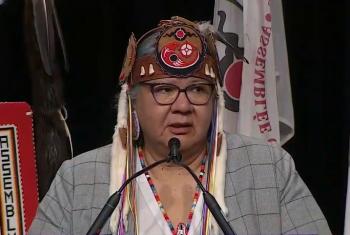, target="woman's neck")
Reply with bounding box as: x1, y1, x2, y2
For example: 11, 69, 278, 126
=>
141, 143, 206, 180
